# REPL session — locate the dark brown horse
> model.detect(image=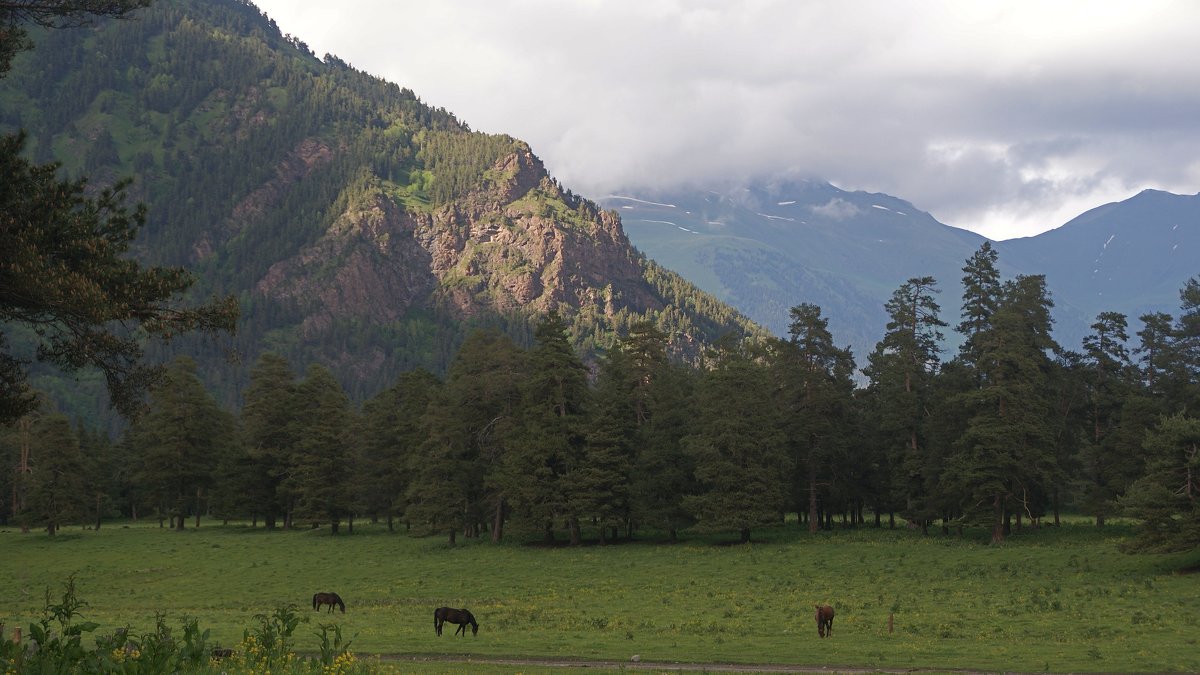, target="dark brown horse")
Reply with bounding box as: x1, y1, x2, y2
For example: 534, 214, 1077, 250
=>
815, 604, 834, 637
313, 592, 345, 613
434, 607, 478, 636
